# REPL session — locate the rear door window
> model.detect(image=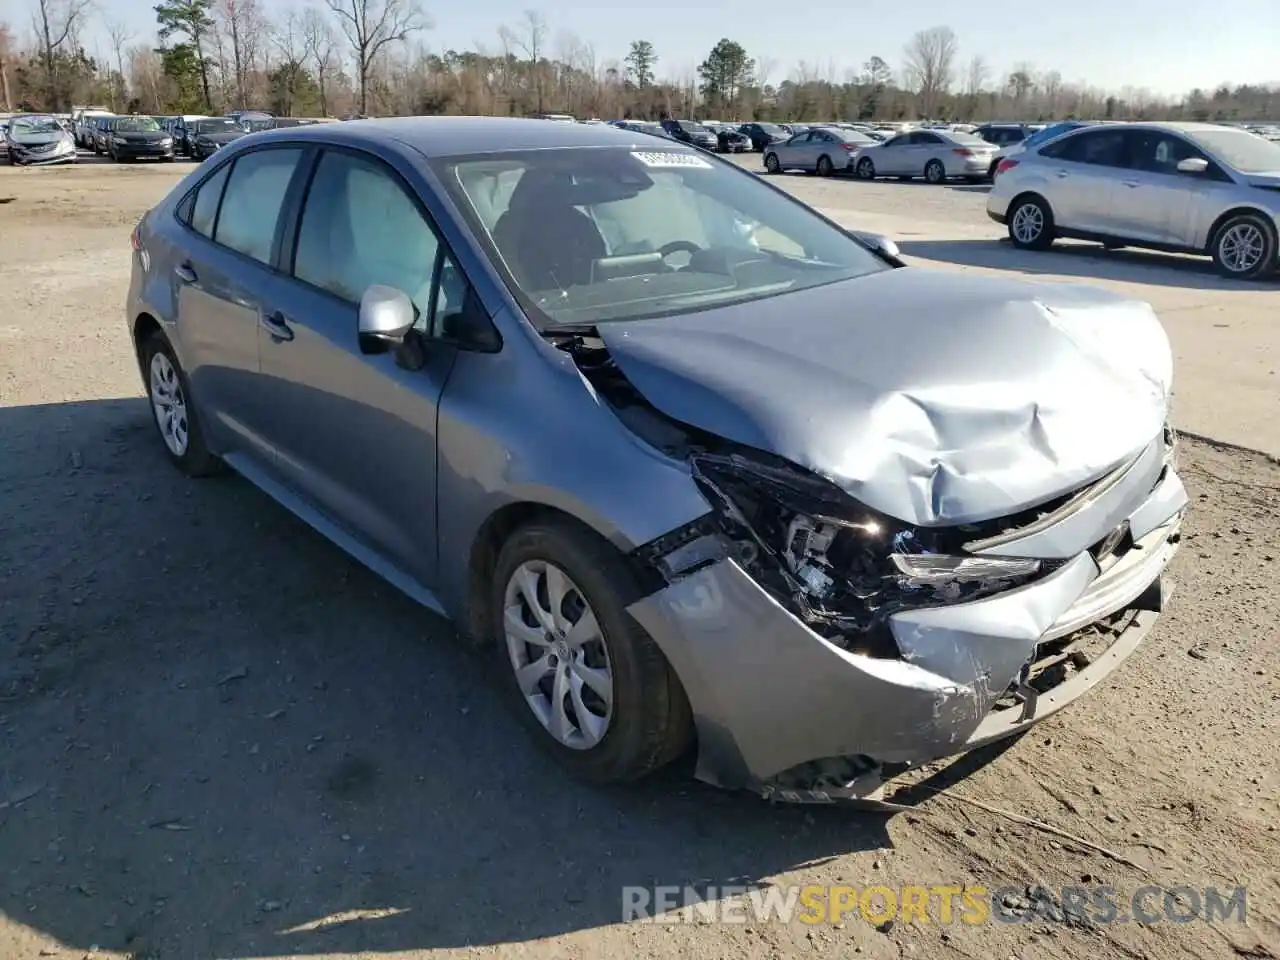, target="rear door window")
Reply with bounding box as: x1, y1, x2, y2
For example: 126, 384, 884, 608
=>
213, 147, 304, 264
